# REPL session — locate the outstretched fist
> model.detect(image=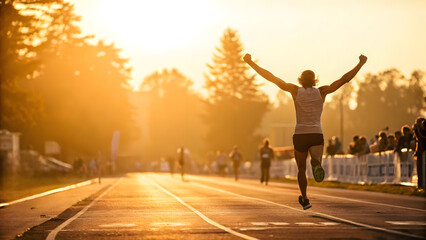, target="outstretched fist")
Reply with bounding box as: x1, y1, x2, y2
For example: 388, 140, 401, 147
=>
359, 54, 367, 64
243, 53, 252, 63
